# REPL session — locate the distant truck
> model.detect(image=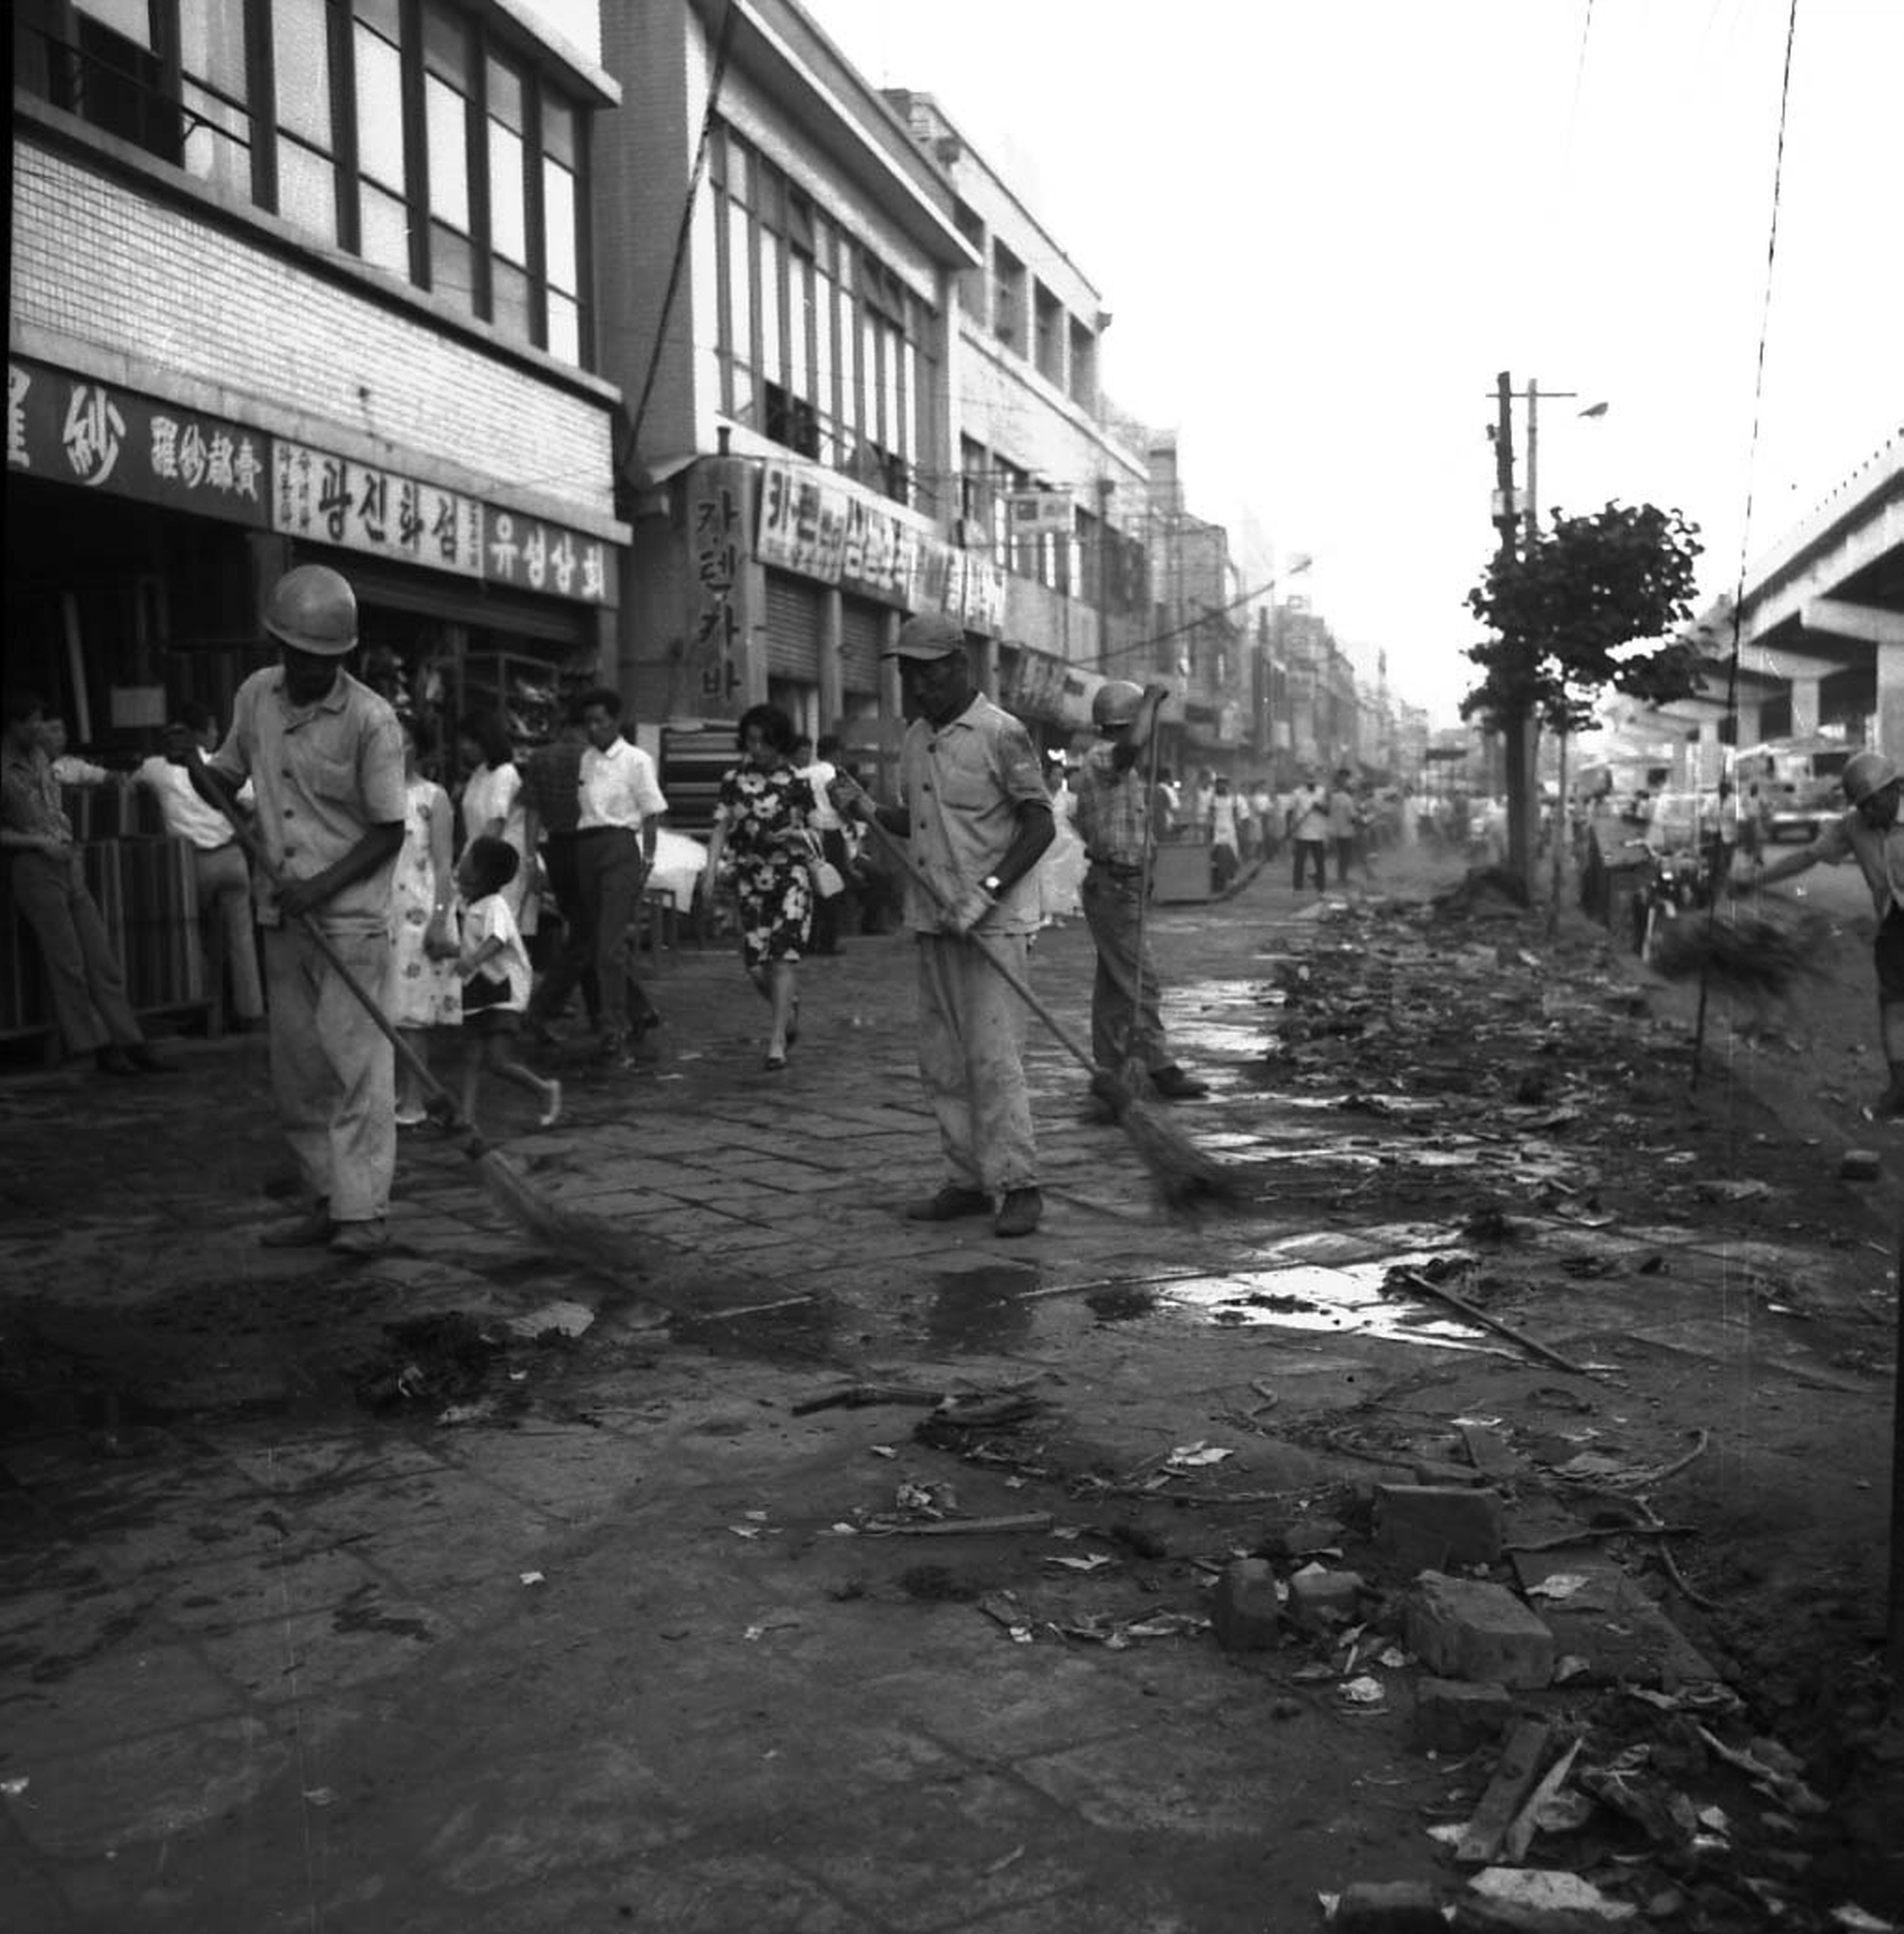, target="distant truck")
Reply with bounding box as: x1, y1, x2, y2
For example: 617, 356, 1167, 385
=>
1731, 738, 1858, 843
